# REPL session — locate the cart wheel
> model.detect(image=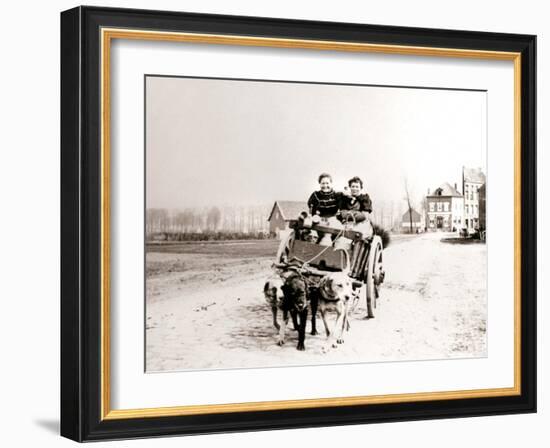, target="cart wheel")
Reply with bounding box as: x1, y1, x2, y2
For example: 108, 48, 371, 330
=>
365, 235, 384, 318
275, 230, 295, 264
